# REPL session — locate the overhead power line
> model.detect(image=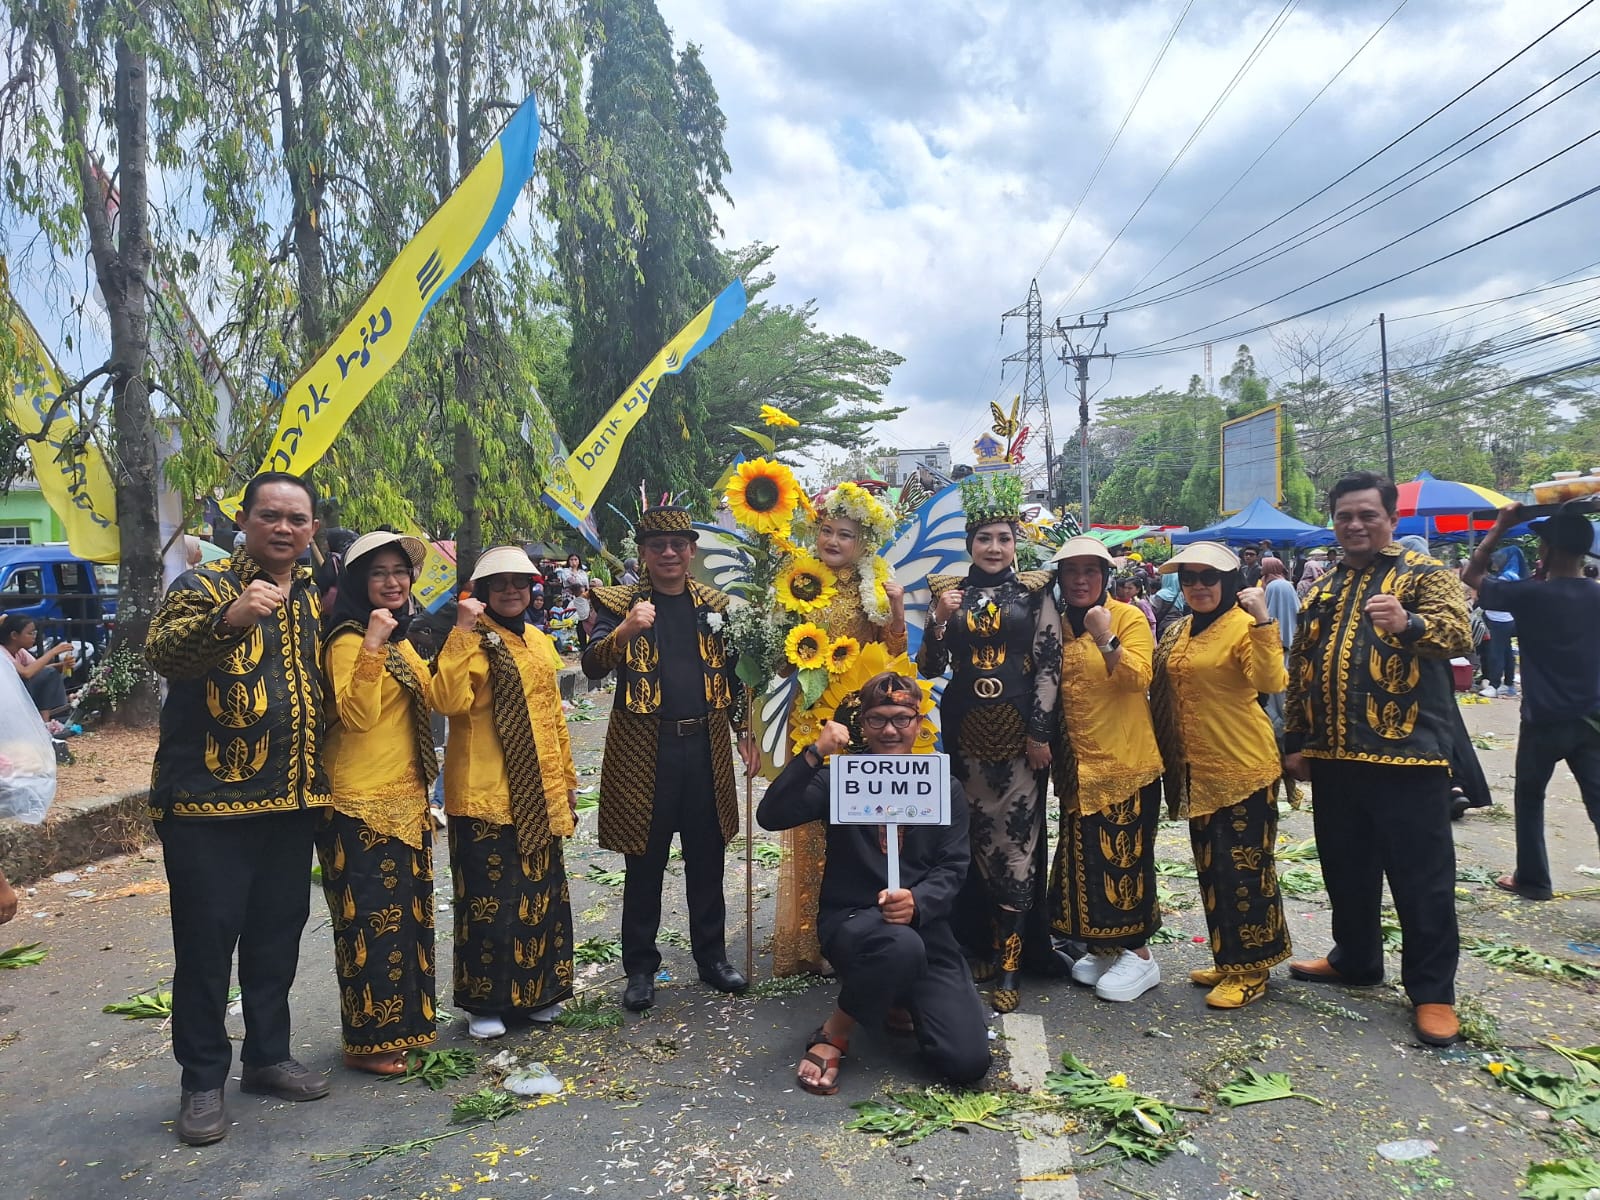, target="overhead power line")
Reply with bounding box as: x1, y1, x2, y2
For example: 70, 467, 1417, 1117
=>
1091, 0, 1599, 314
